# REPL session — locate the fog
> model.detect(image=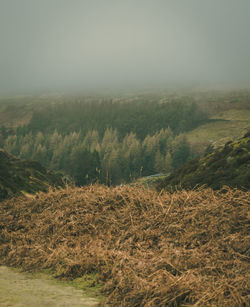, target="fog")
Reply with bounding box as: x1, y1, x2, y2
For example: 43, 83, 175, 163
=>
1, 0, 250, 95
